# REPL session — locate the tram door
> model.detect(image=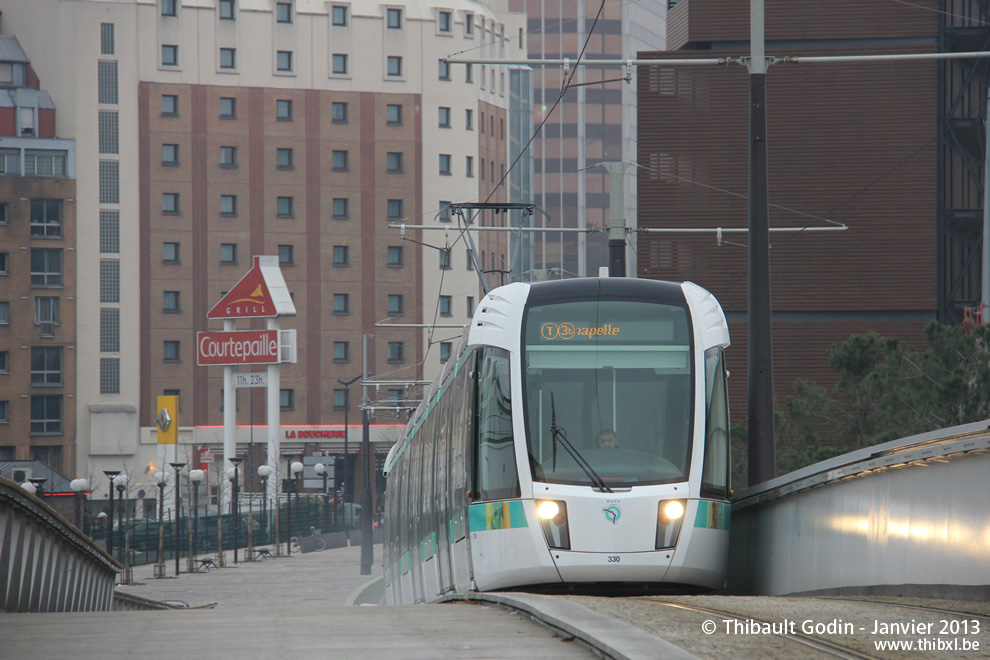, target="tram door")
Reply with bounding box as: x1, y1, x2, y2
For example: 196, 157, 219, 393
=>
435, 392, 454, 593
